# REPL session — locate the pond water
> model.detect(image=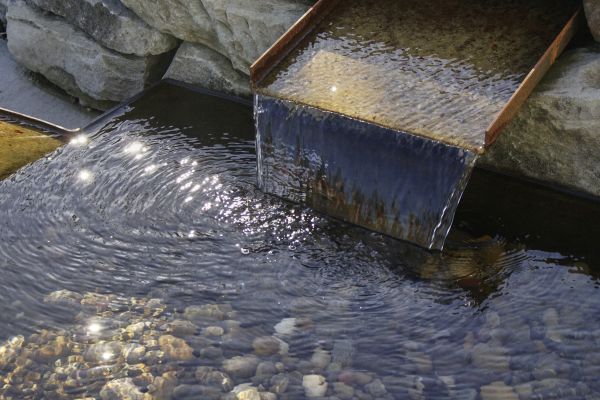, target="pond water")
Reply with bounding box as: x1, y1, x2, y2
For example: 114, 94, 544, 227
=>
0, 82, 599, 399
